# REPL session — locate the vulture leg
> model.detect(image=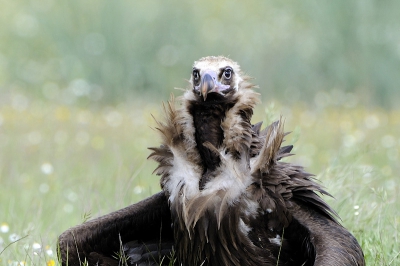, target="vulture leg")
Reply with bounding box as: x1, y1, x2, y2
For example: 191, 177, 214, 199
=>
58, 191, 173, 266
286, 201, 365, 266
